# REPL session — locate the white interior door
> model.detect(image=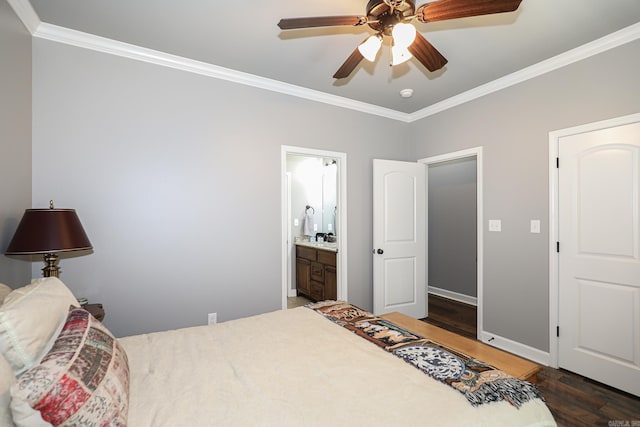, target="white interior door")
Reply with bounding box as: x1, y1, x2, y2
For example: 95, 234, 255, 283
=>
558, 121, 640, 396
373, 159, 426, 318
